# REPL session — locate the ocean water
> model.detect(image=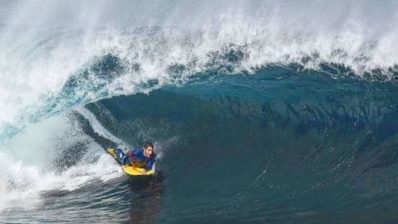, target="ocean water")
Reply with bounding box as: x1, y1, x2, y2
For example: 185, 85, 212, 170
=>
1, 1, 398, 223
